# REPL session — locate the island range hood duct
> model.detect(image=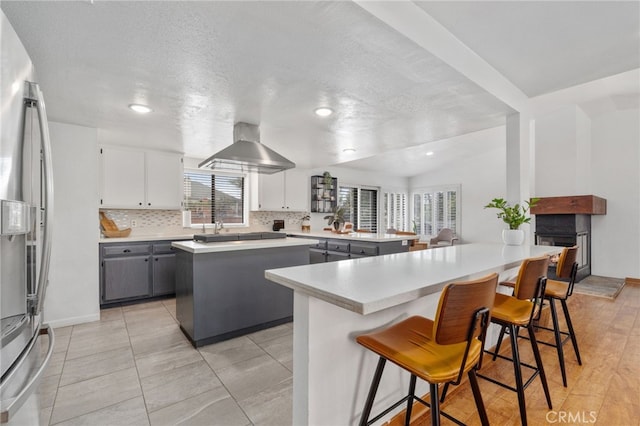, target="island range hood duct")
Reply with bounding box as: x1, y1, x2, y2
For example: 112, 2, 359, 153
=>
198, 122, 295, 174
